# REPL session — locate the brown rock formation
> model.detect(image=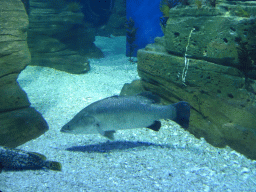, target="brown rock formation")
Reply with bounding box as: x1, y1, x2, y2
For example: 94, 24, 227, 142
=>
27, 0, 104, 74
102, 0, 126, 36
0, 0, 48, 147
137, 1, 256, 159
